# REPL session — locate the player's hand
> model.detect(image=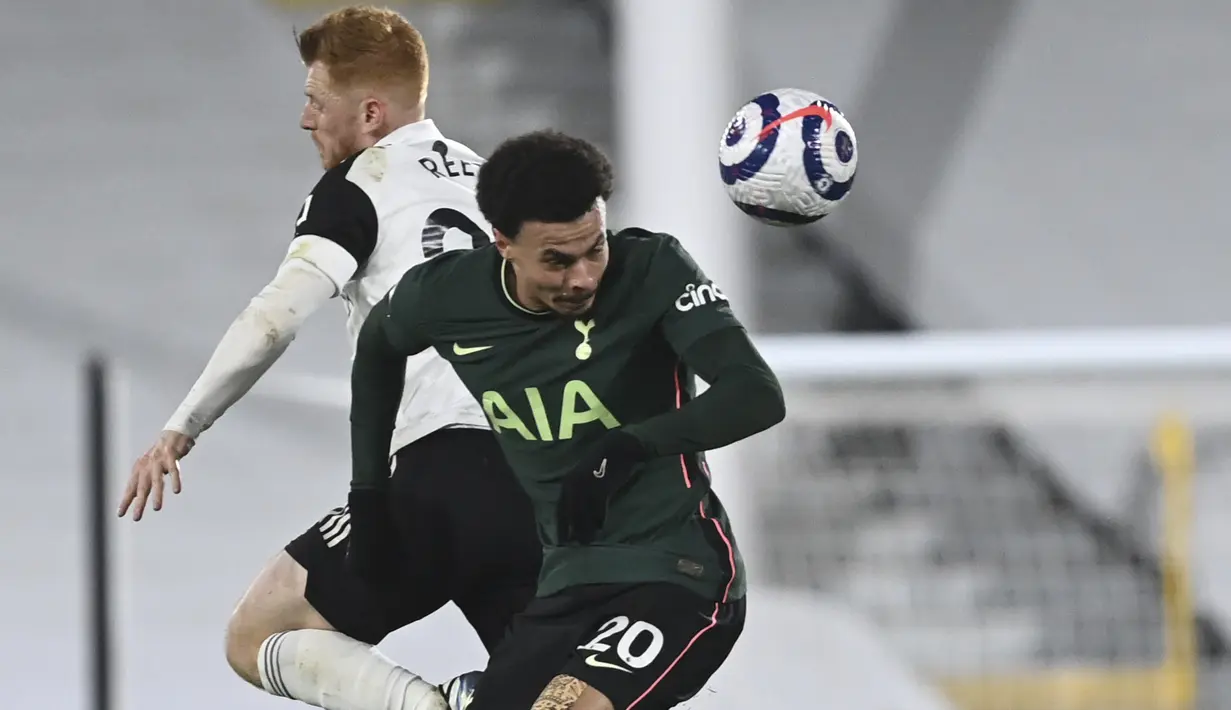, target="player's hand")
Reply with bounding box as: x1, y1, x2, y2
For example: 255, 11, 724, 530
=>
556, 430, 648, 545
345, 488, 403, 585
118, 430, 195, 520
